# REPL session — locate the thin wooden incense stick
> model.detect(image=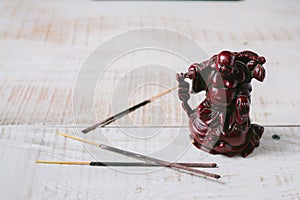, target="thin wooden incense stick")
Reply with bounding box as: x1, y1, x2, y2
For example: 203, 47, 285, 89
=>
57, 131, 221, 179
36, 160, 217, 168
82, 86, 177, 133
